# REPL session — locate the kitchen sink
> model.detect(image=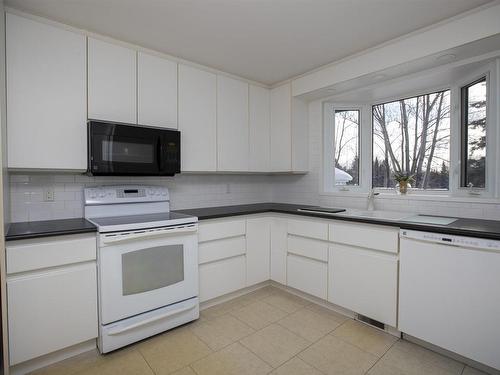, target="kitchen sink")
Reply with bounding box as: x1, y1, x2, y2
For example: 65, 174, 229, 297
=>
337, 209, 414, 221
